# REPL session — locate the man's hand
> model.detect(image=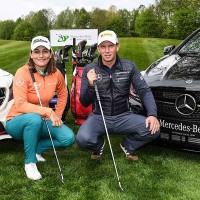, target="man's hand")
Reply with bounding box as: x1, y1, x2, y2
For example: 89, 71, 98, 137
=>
146, 116, 160, 134
87, 69, 97, 86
